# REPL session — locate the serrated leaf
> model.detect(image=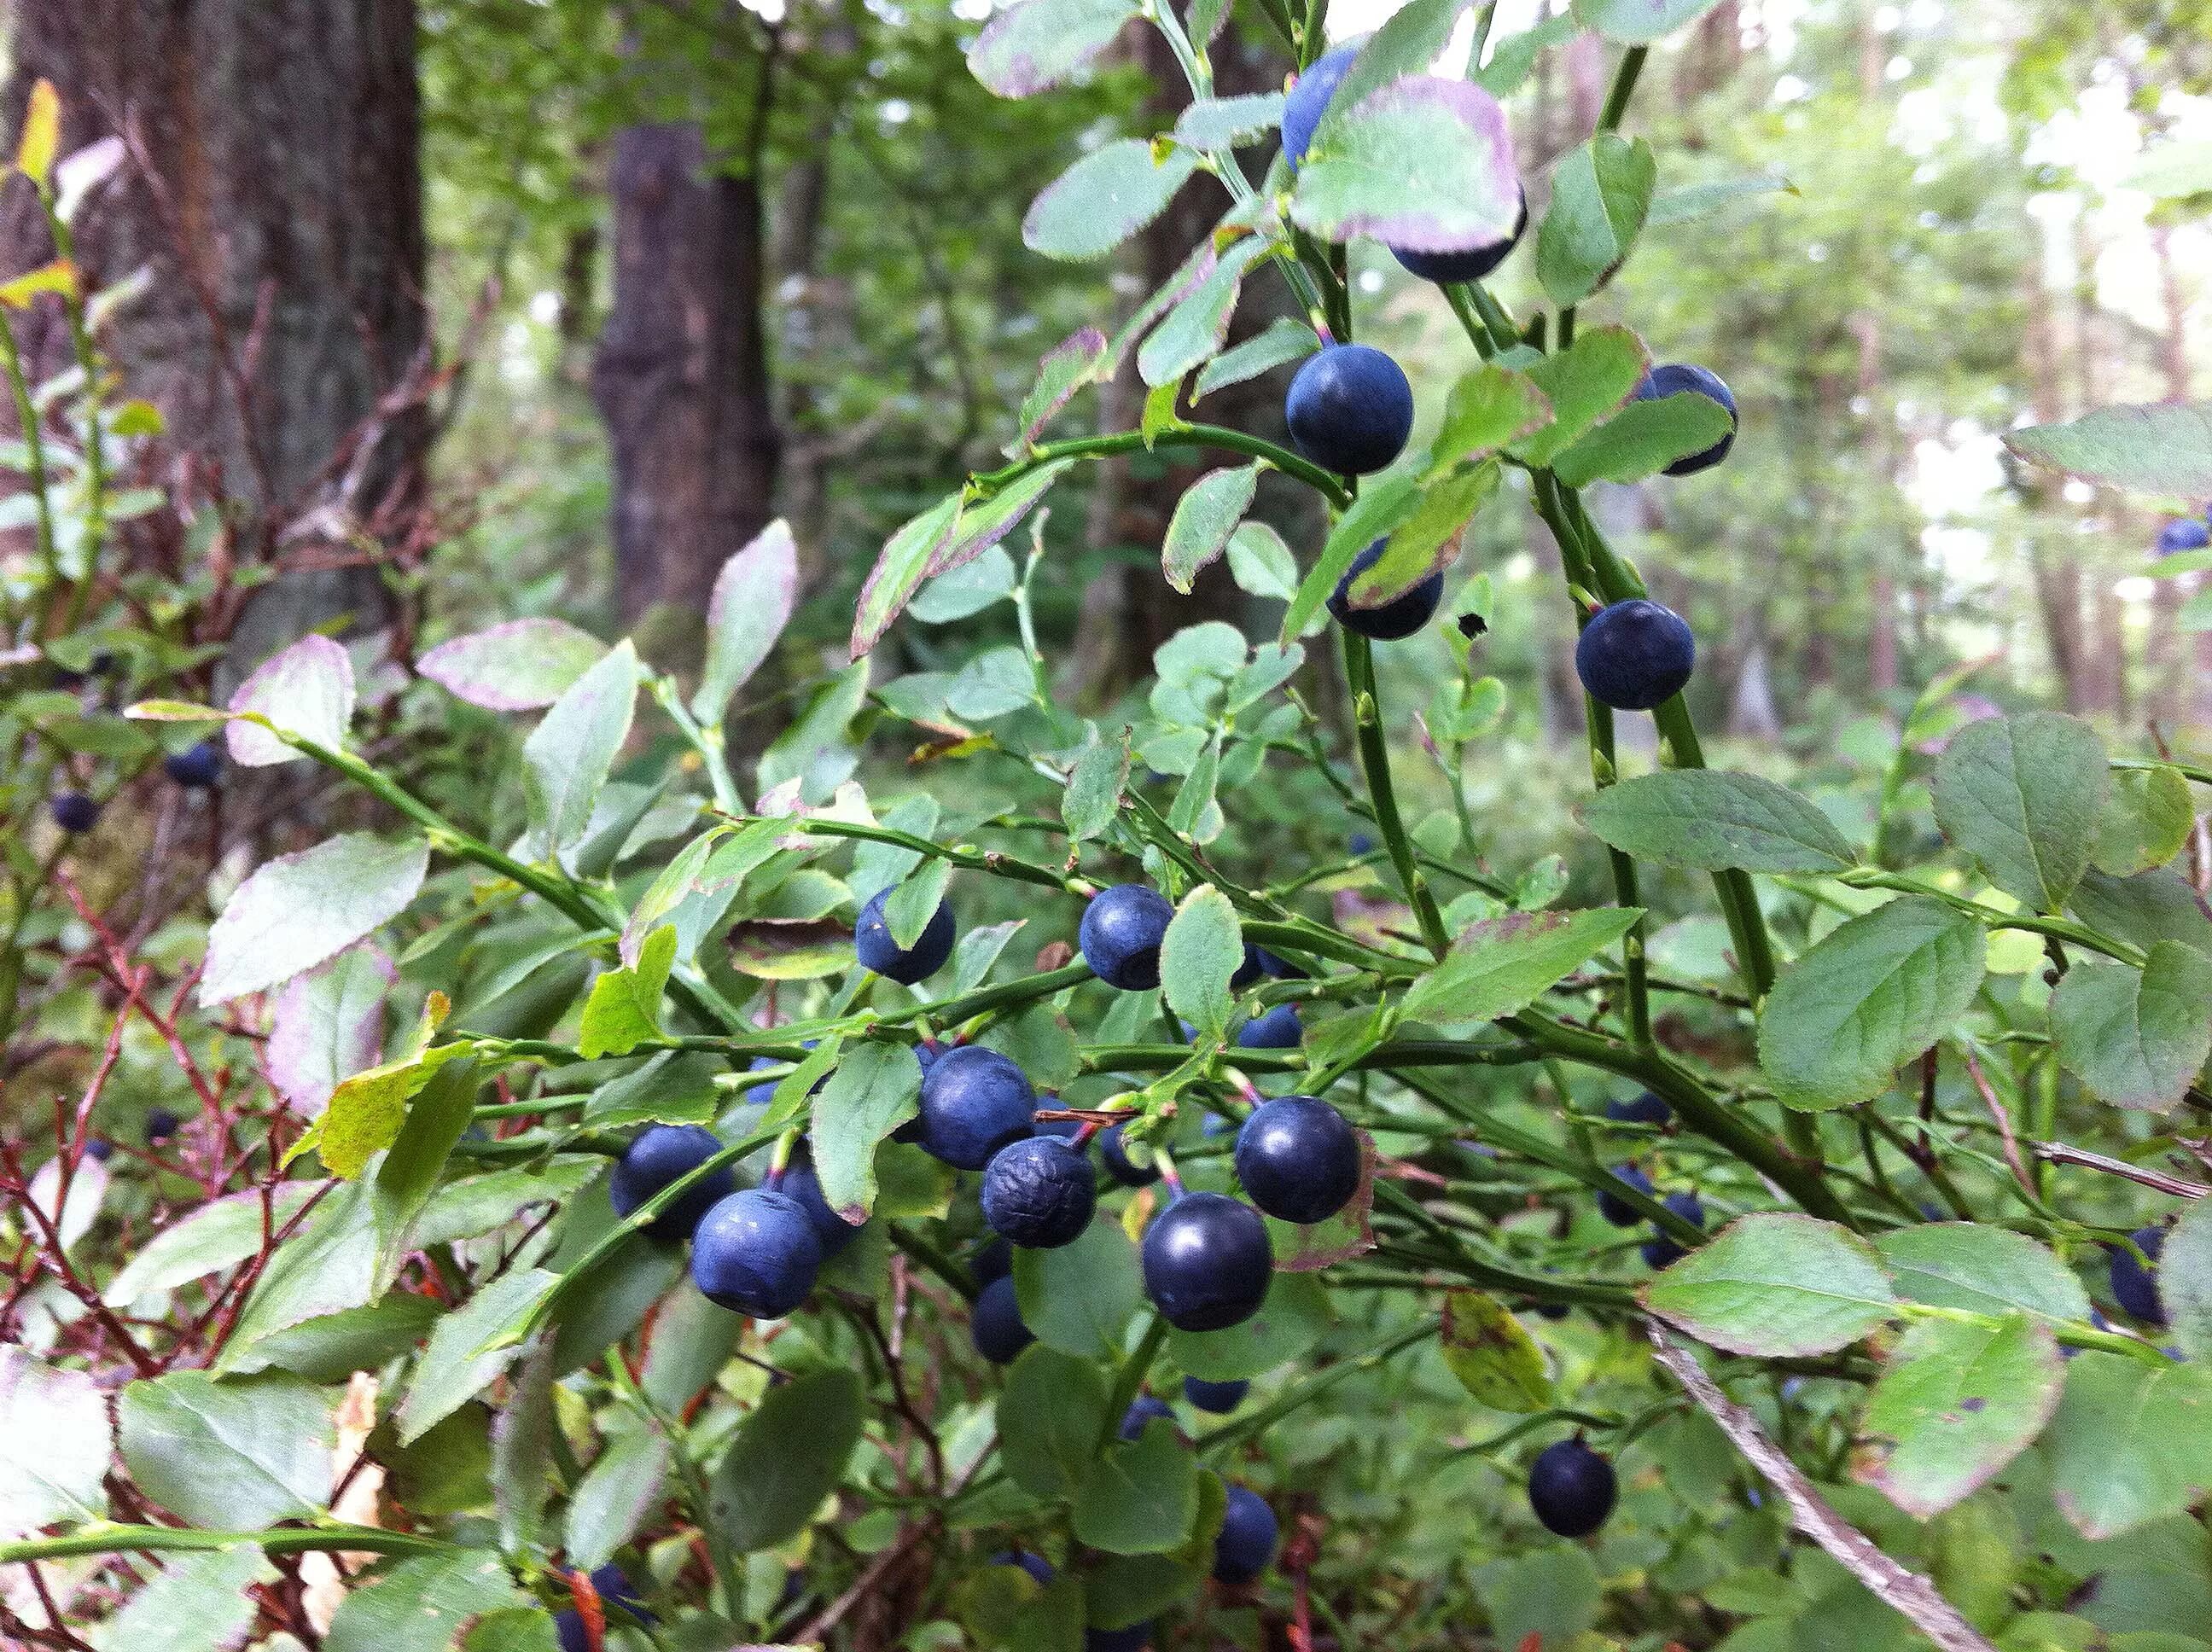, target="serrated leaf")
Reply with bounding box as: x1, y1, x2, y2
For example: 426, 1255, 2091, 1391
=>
1160, 884, 1243, 1040
1508, 323, 1650, 468
1167, 1272, 1332, 1379
1013, 1219, 1144, 1359
1874, 1224, 2091, 1326
1194, 317, 1318, 402
2004, 402, 2212, 500
1175, 91, 1286, 150
1534, 133, 1656, 307
268, 943, 393, 1114
577, 925, 678, 1060
1440, 1291, 1554, 1411
2042, 1352, 2212, 1539
418, 618, 604, 712
808, 1040, 924, 1219
1014, 327, 1109, 451
119, 1371, 333, 1527
1643, 1214, 1897, 1356
1856, 1312, 2062, 1518
1580, 770, 1857, 873
1428, 364, 1553, 472
2163, 1198, 2212, 1363
1140, 236, 1269, 388
1757, 896, 1987, 1111
397, 1269, 559, 1444
1226, 521, 1301, 602
1291, 78, 1520, 253
2050, 940, 2212, 1111
1400, 906, 1644, 1029
1932, 712, 2109, 910
2094, 765, 2194, 877
202, 833, 428, 1005
1161, 465, 1259, 595
1280, 470, 1425, 642
852, 493, 963, 658
226, 633, 354, 766
1551, 390, 1736, 486
1026, 140, 1198, 260
1064, 731, 1131, 840
1318, 0, 1481, 138
707, 1367, 864, 1550
694, 519, 798, 723
90, 1543, 276, 1652
1074, 1420, 1199, 1556
969, 0, 1138, 97
1345, 463, 1496, 607
323, 1551, 538, 1652
523, 640, 639, 857
565, 1420, 671, 1570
